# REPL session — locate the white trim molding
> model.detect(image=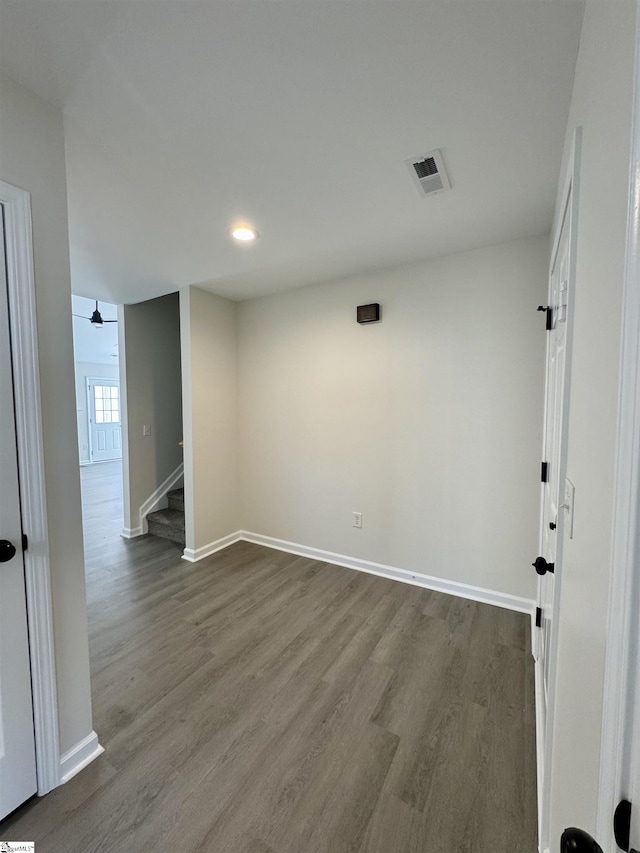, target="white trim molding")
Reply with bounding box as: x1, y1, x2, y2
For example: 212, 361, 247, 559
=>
534, 655, 546, 853
121, 526, 144, 540
240, 532, 536, 614
597, 9, 640, 848
59, 732, 104, 785
121, 462, 184, 539
1, 180, 61, 795
183, 528, 536, 615
182, 531, 243, 563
